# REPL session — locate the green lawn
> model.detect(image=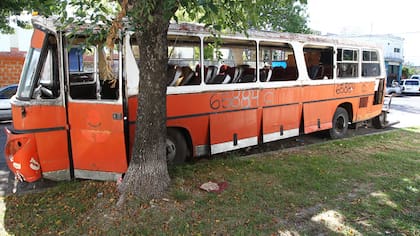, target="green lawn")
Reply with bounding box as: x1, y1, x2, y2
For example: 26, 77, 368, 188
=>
3, 128, 420, 235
